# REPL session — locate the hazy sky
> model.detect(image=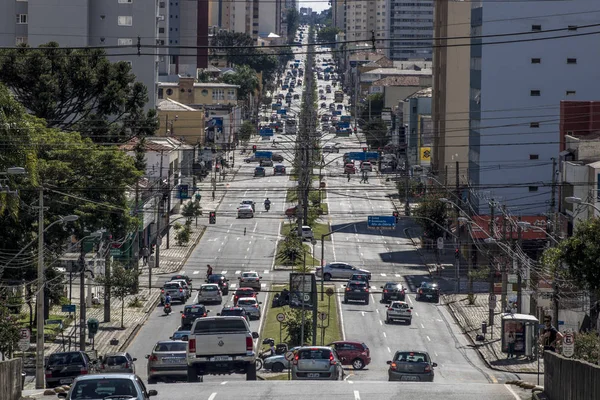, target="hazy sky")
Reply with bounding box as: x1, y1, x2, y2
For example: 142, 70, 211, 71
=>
299, 1, 331, 13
